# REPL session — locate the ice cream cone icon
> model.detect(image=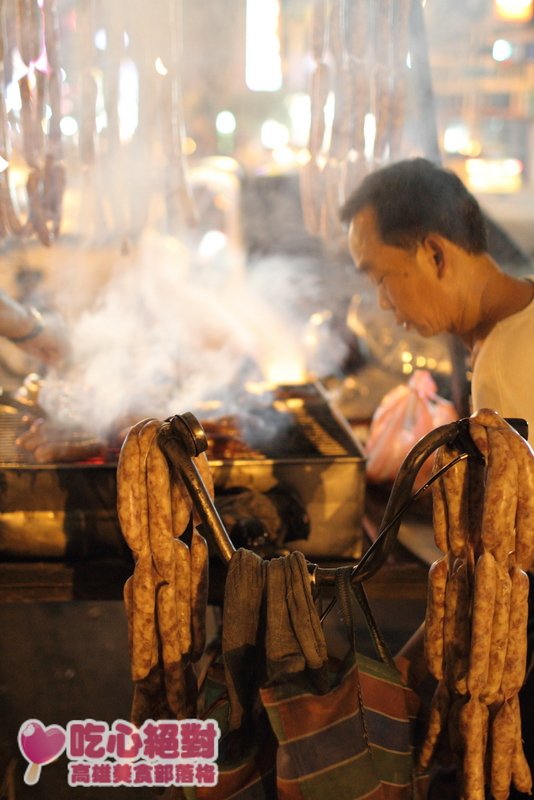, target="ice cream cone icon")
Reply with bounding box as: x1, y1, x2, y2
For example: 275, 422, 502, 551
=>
18, 719, 67, 785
